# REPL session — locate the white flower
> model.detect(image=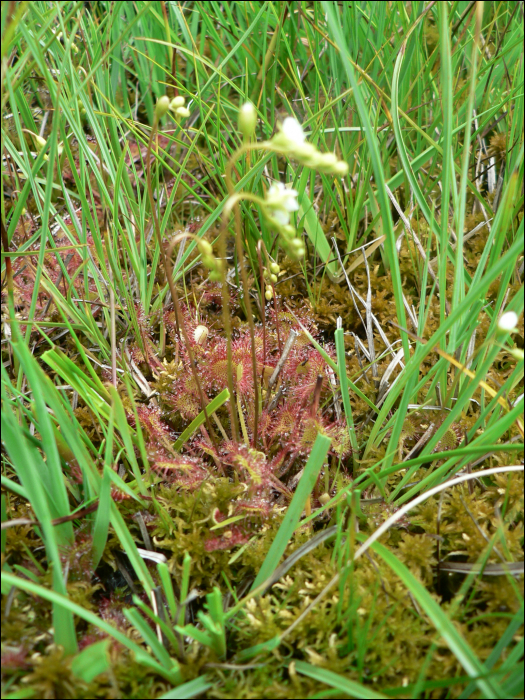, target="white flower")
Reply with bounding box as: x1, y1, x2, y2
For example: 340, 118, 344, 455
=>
270, 117, 308, 152
265, 182, 300, 225
267, 182, 300, 211
498, 311, 519, 333
271, 208, 291, 225
281, 117, 306, 145
268, 117, 348, 177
